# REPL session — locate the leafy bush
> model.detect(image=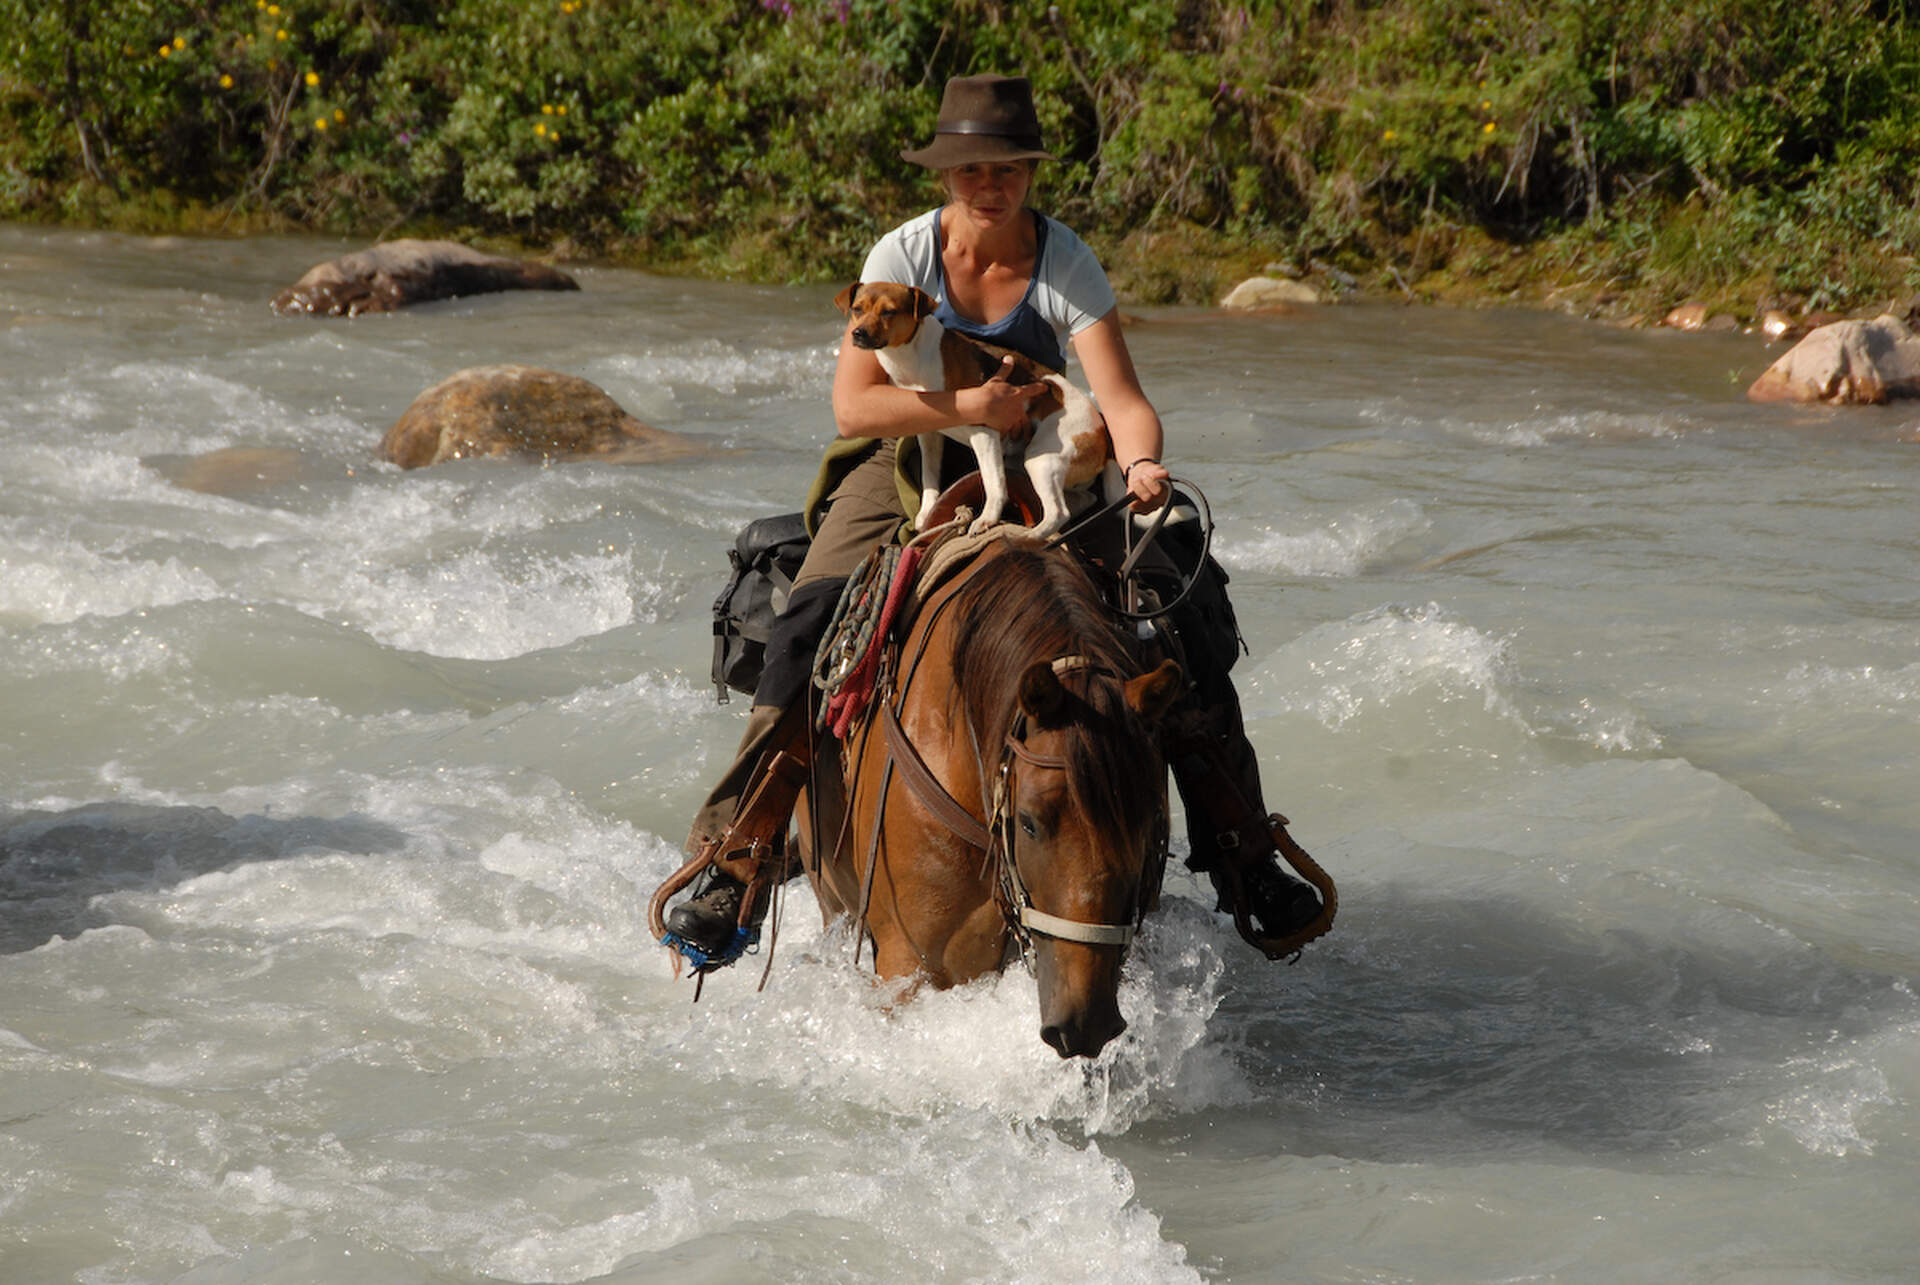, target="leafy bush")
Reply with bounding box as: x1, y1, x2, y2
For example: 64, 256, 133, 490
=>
3, 0, 1915, 309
